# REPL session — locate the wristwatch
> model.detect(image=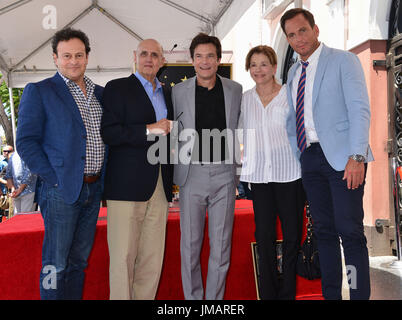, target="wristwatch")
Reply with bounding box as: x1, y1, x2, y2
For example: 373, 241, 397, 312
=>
146, 128, 150, 135
349, 154, 366, 162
